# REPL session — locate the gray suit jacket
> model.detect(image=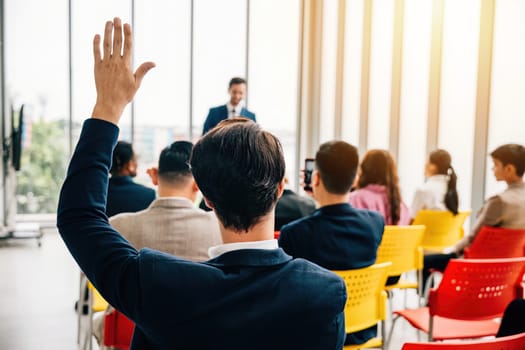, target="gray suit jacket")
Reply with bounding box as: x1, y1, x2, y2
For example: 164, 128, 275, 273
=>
455, 181, 525, 253
110, 197, 222, 262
